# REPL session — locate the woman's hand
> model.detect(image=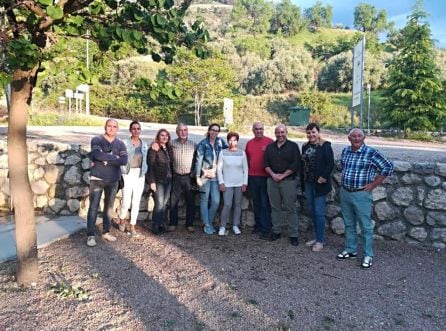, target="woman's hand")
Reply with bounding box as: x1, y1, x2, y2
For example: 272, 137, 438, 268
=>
241, 184, 247, 193
317, 176, 327, 184
219, 184, 226, 192
196, 177, 203, 187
